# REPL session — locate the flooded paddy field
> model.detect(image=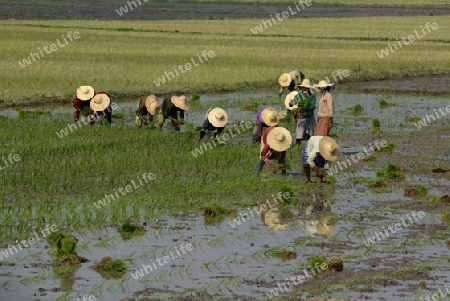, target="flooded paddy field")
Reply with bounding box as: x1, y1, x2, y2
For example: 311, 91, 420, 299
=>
1, 87, 450, 301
